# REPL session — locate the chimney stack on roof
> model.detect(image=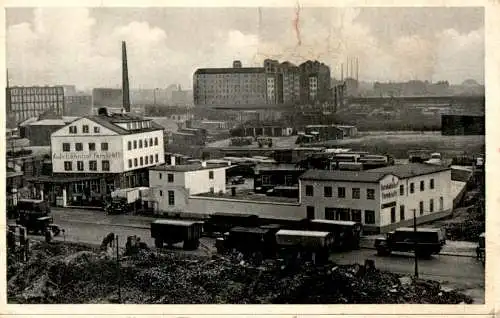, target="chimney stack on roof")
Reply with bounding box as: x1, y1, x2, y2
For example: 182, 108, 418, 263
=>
170, 155, 176, 166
